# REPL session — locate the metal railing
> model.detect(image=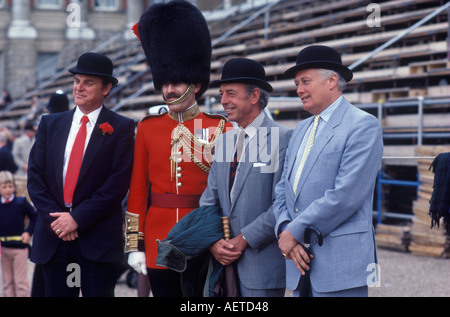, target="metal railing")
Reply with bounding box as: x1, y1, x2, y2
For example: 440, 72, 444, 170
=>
375, 169, 420, 224
364, 97, 450, 143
